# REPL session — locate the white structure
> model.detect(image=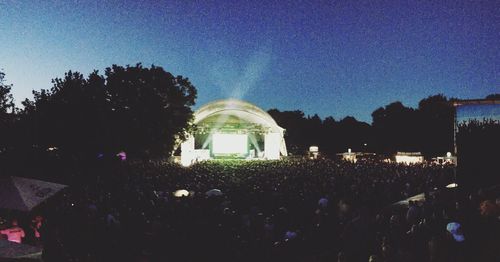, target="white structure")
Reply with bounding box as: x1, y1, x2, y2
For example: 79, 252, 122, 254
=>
395, 152, 424, 164
433, 152, 457, 165
337, 149, 377, 163
180, 99, 287, 166
308, 146, 319, 159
